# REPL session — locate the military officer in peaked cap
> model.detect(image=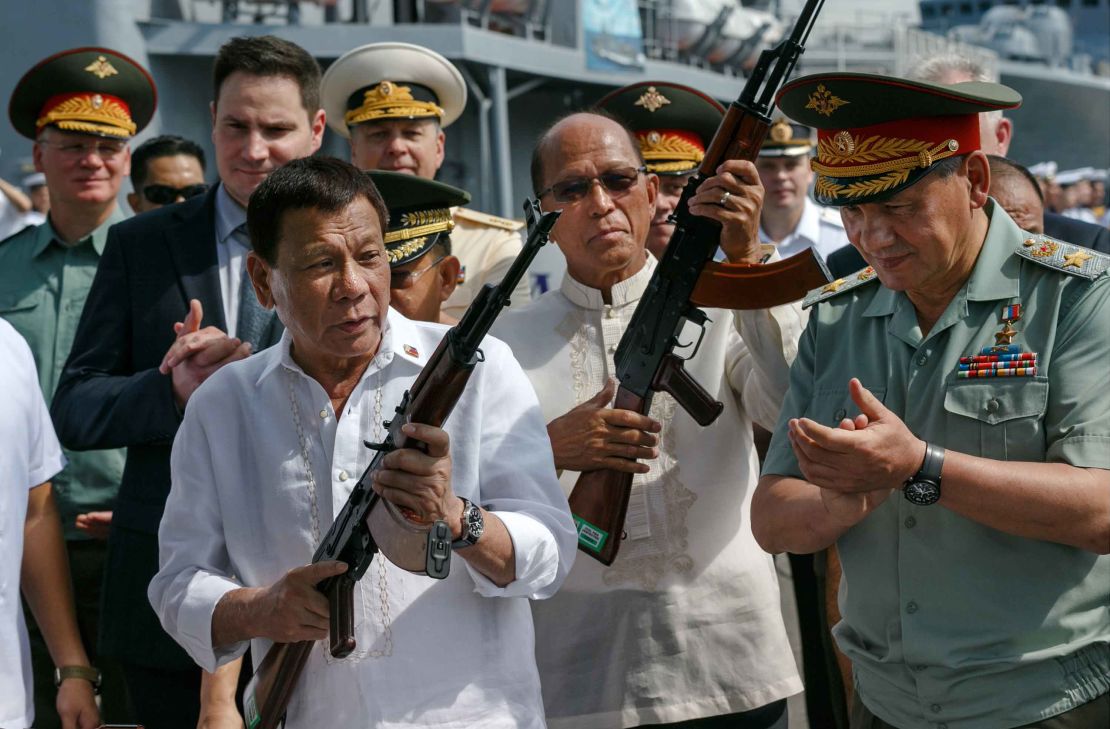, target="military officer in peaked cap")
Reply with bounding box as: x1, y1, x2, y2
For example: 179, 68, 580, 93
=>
752, 72, 1110, 729
322, 42, 531, 319
756, 117, 849, 261
370, 169, 468, 324
1, 46, 156, 727
597, 81, 725, 260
